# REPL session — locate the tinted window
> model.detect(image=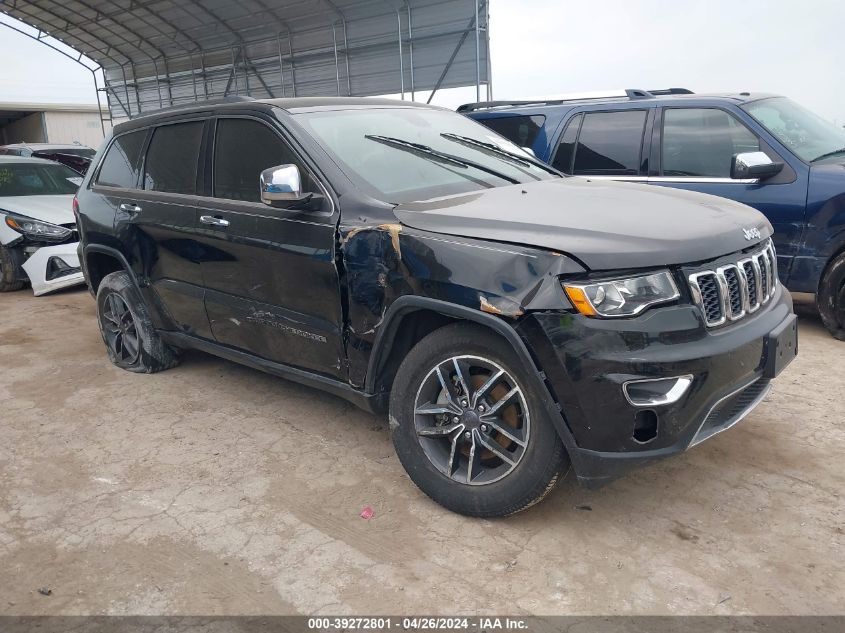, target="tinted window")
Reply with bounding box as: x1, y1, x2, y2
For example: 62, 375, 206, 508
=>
214, 118, 315, 203
95, 131, 146, 188
662, 108, 759, 177
477, 115, 546, 149
573, 110, 647, 175
143, 122, 203, 194
552, 114, 582, 173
